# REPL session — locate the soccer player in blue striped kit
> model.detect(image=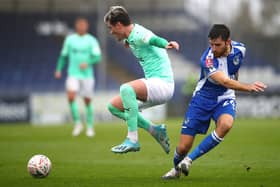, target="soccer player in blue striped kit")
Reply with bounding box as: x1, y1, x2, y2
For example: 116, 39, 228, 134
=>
162, 24, 267, 179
